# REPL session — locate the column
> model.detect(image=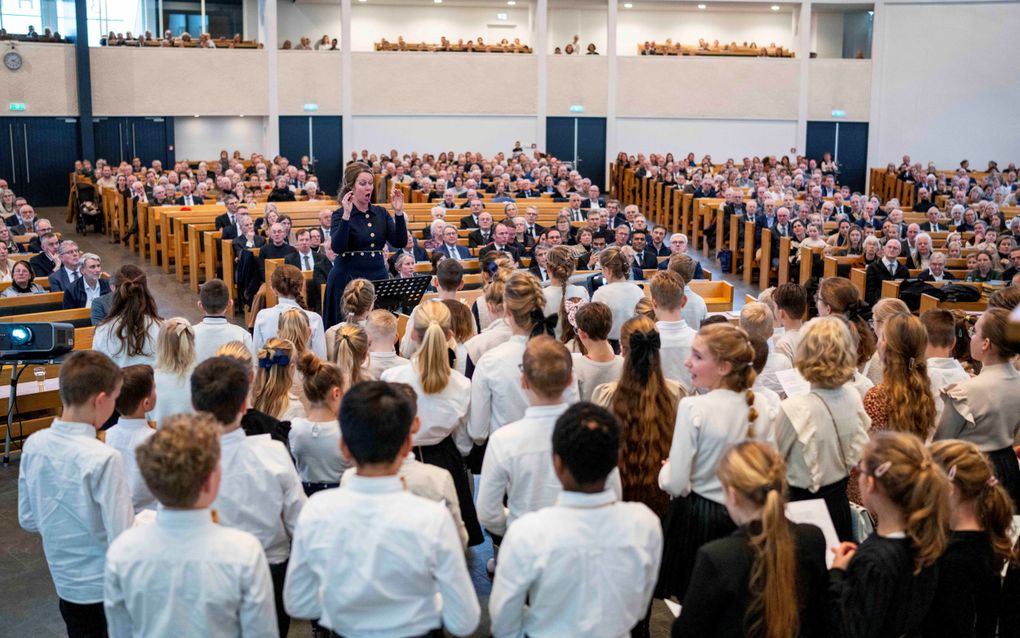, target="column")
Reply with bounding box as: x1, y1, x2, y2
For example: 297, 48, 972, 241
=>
865, 0, 885, 189
74, 0, 95, 161
341, 0, 353, 161
796, 0, 811, 154
260, 0, 279, 156
605, 0, 617, 189
535, 0, 548, 150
